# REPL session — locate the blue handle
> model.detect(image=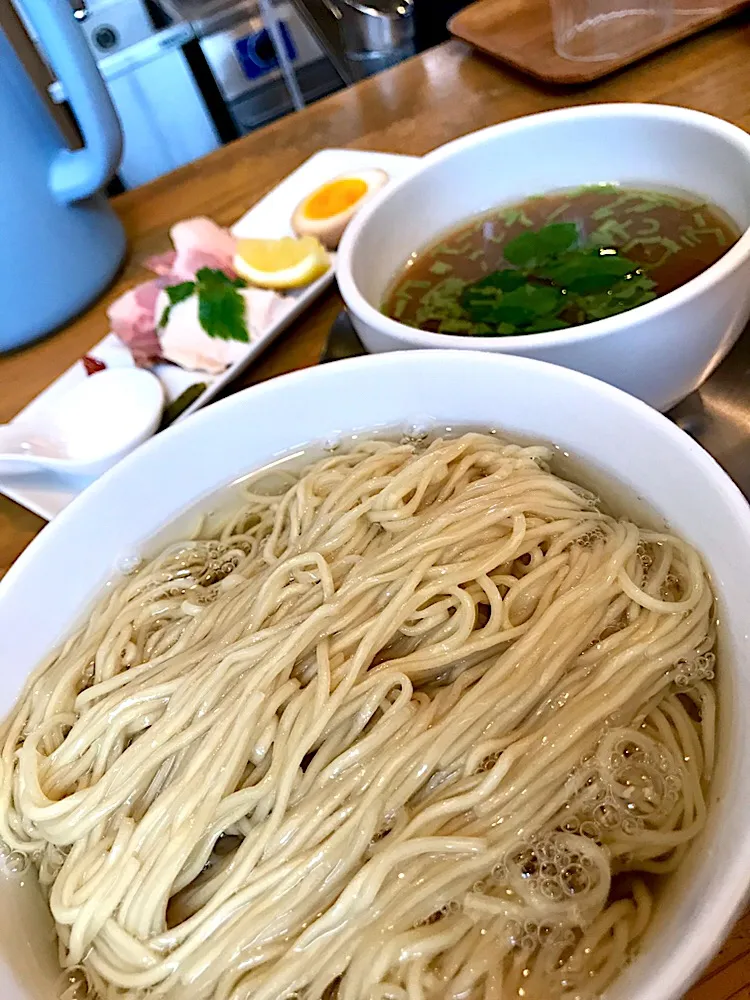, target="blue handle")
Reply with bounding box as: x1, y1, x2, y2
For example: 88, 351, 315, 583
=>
21, 0, 123, 204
